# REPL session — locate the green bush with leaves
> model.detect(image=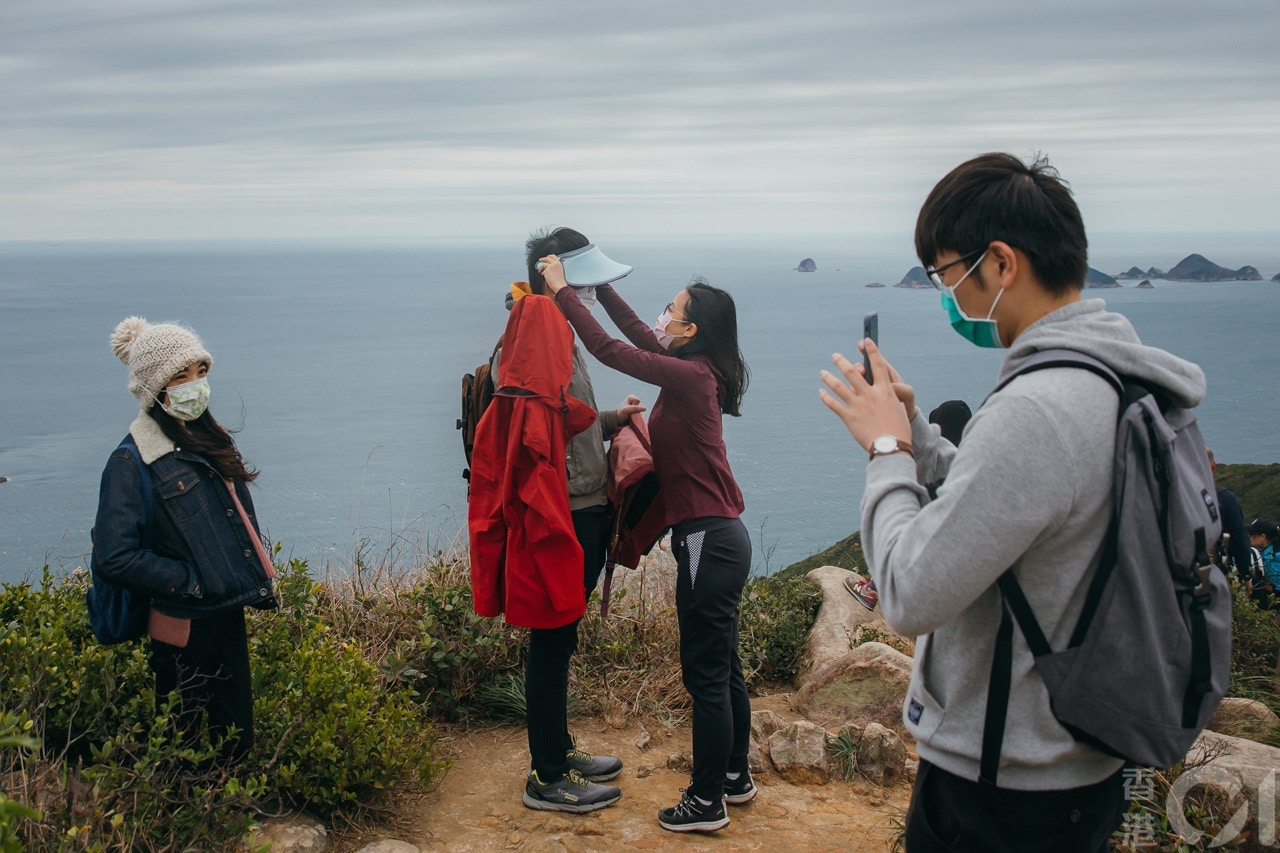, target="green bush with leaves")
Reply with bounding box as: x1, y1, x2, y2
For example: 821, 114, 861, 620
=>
249, 559, 447, 817
739, 572, 823, 685
0, 560, 447, 848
